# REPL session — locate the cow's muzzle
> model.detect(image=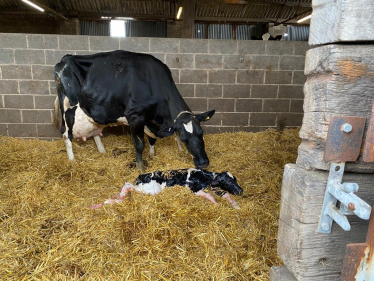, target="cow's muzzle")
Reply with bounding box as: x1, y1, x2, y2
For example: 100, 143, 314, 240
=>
194, 158, 209, 169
